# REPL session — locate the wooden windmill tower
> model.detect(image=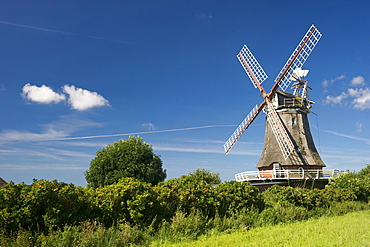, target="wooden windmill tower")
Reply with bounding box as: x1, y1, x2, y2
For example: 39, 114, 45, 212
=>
224, 25, 340, 189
